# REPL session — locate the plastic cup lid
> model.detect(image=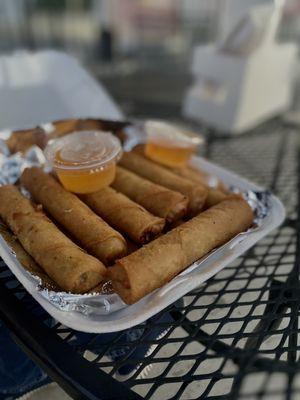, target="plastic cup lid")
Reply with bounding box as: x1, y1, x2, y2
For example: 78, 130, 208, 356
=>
45, 130, 122, 170
145, 120, 203, 148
